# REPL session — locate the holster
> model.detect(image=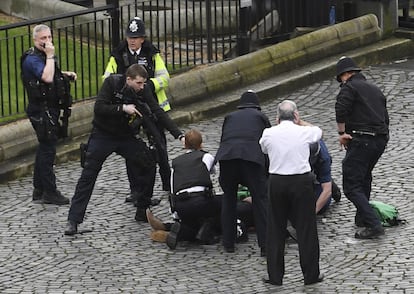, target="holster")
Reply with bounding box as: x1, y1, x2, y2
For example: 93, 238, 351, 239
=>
29, 111, 59, 142
131, 138, 155, 169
